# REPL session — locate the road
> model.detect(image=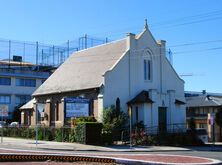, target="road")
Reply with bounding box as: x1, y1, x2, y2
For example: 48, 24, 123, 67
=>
0, 146, 221, 163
